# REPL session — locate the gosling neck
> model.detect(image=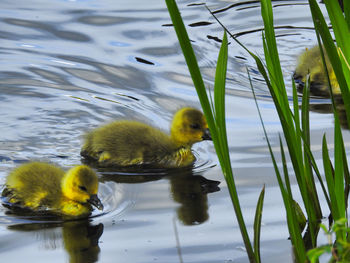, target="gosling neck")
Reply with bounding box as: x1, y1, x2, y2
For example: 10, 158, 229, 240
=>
61, 171, 74, 200
170, 132, 193, 149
